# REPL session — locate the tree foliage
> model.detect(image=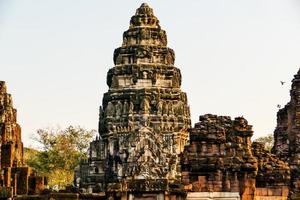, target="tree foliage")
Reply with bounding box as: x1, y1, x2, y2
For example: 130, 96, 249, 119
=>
24, 126, 95, 190
254, 133, 274, 152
